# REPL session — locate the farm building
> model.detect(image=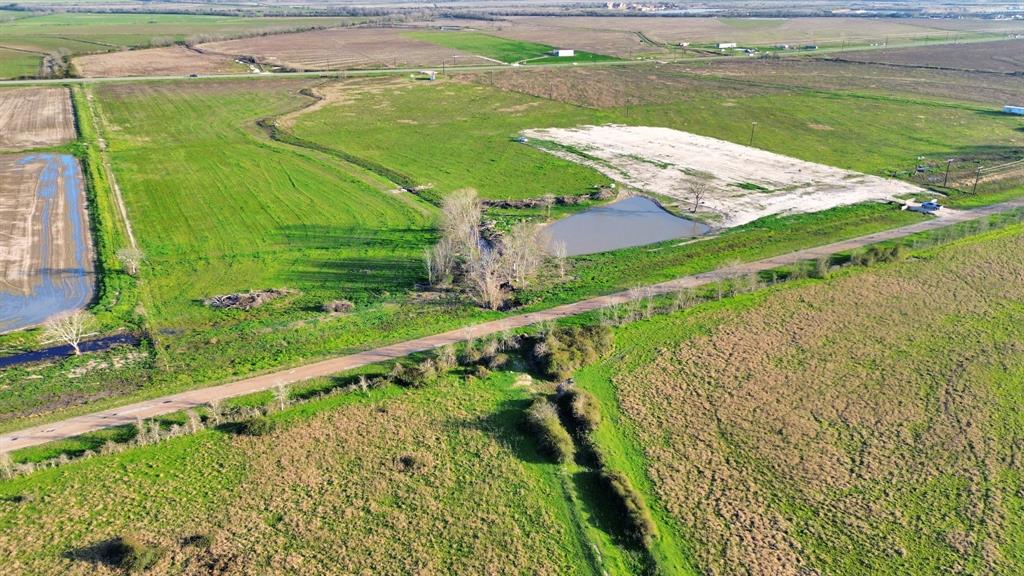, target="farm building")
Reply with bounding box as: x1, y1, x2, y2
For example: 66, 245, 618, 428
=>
551, 49, 575, 57
717, 42, 737, 49
1004, 105, 1024, 115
